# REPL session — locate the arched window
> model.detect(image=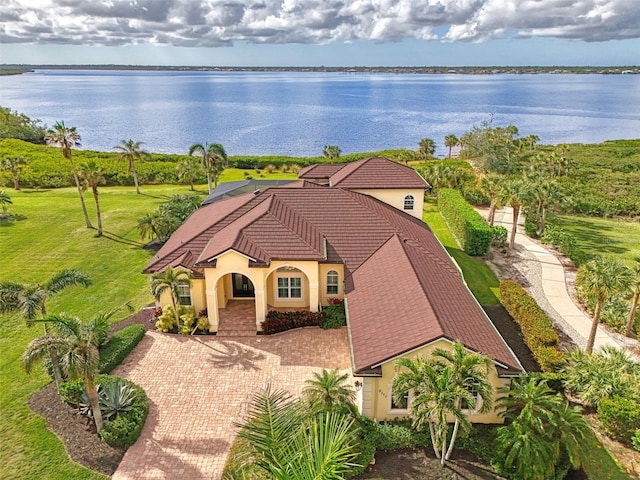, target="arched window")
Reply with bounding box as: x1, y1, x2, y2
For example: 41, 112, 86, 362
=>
403, 195, 414, 211
326, 270, 339, 295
